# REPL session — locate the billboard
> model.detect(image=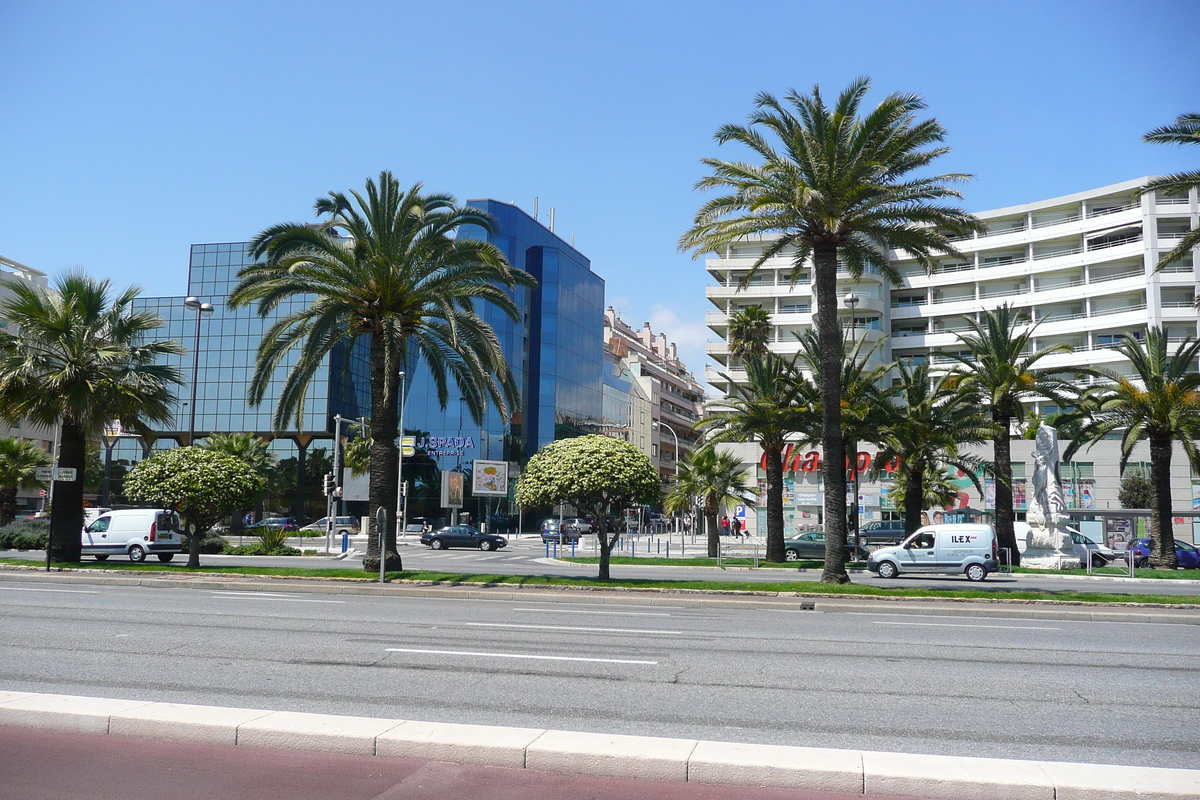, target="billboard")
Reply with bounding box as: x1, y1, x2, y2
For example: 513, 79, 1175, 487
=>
441, 470, 464, 509
471, 460, 508, 497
